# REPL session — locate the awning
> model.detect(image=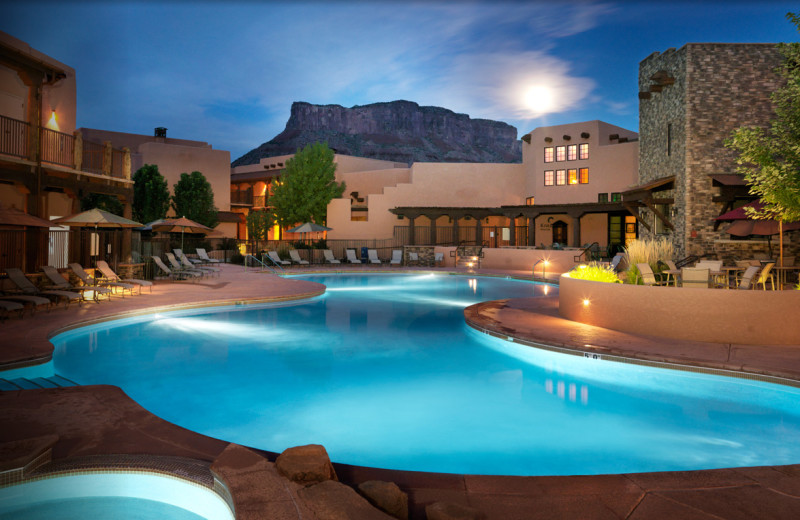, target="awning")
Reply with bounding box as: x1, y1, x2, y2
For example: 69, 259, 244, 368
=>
621, 176, 675, 232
